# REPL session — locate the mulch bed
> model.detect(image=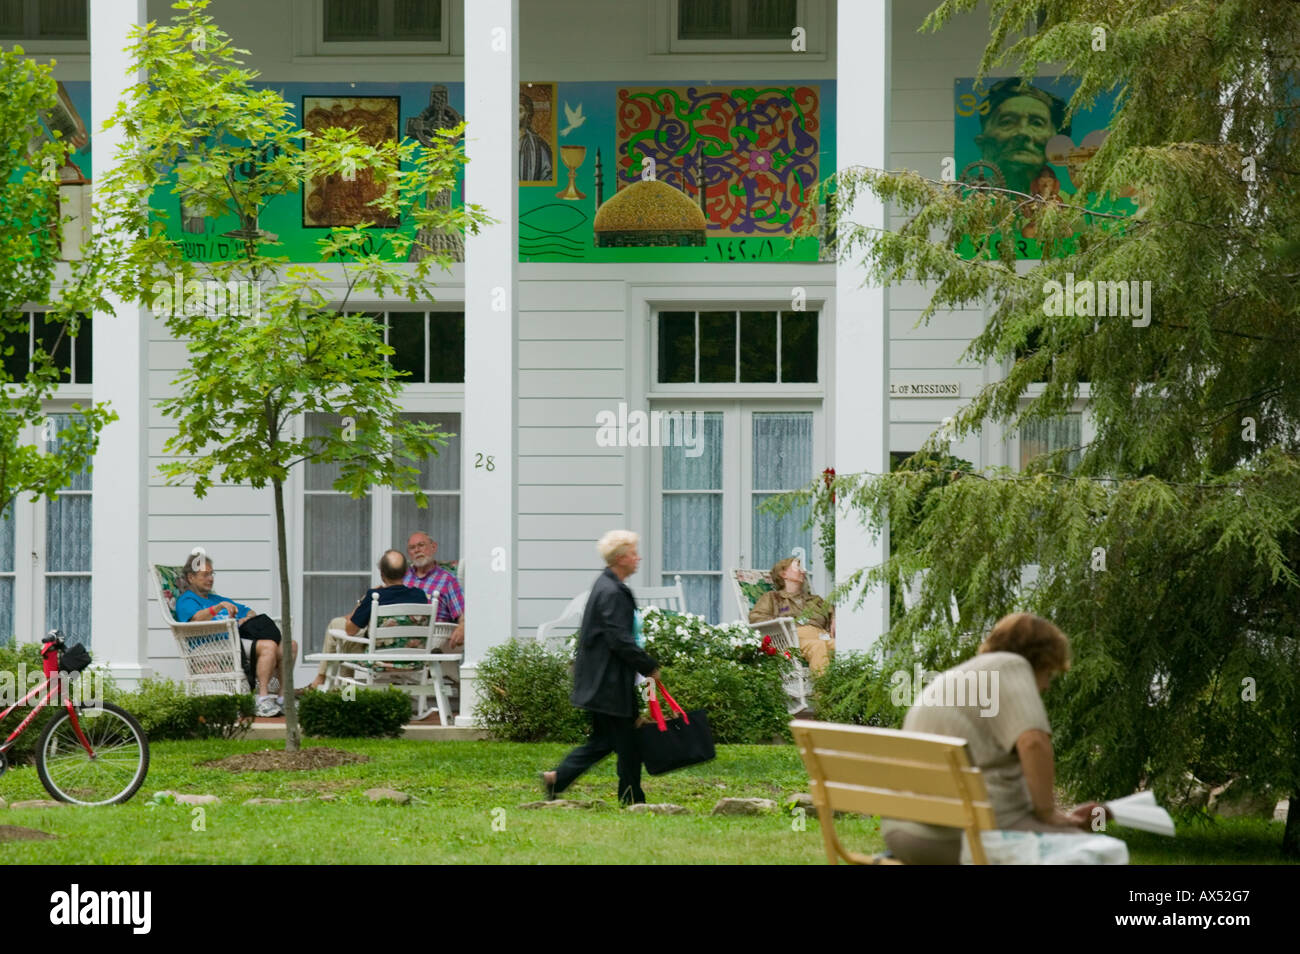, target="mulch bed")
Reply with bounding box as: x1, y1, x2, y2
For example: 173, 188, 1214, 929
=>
199, 747, 370, 772
0, 825, 57, 842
